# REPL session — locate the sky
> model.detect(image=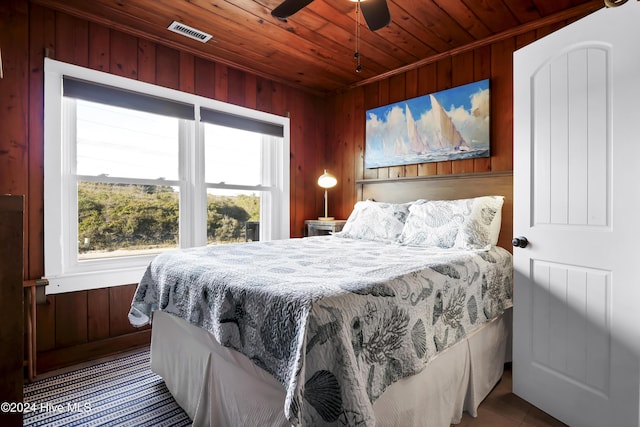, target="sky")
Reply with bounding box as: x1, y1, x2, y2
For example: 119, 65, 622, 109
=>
76, 100, 262, 187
